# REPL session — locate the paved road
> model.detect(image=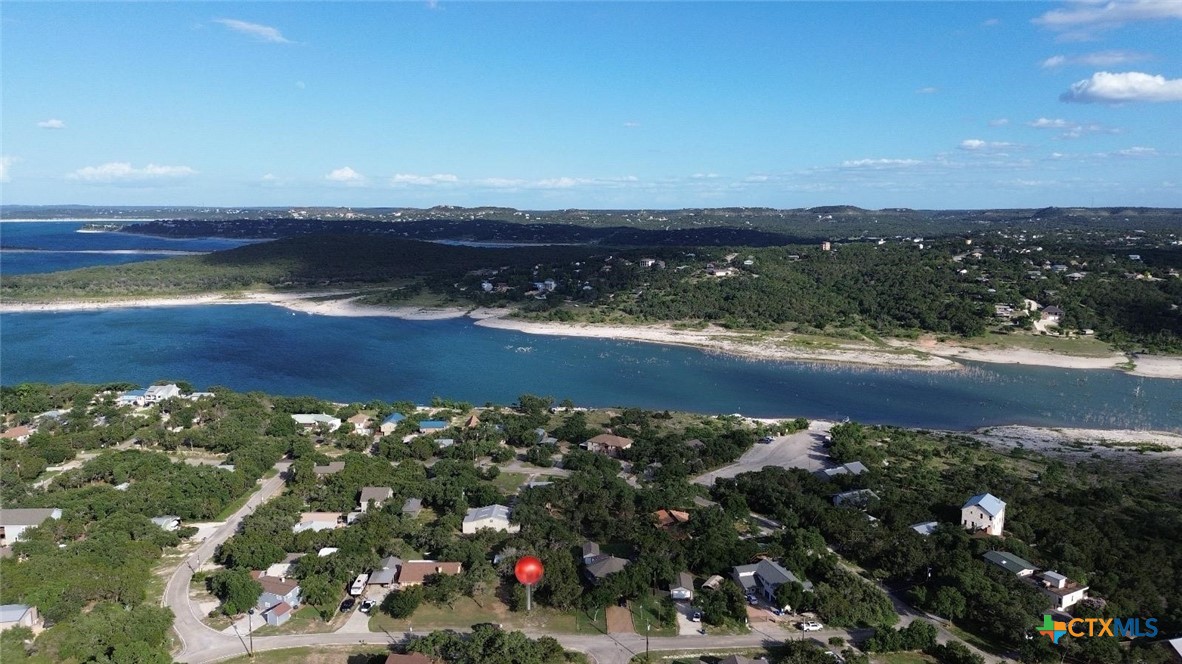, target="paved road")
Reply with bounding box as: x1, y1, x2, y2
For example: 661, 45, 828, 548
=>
693, 422, 834, 486
163, 462, 291, 662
